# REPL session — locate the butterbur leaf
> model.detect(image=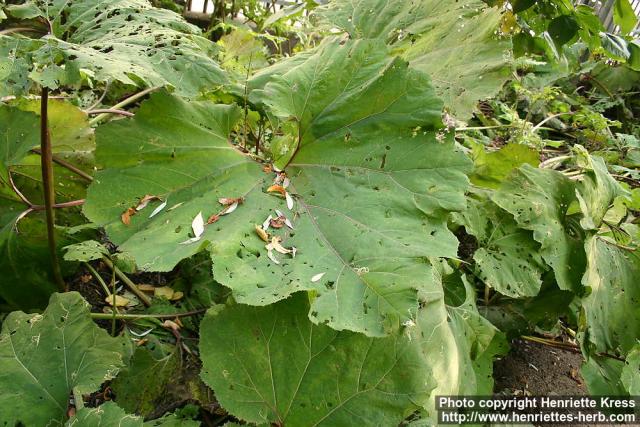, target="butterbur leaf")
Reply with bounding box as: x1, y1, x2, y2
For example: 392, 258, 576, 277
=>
492, 165, 586, 292
0, 105, 39, 182
580, 236, 640, 354
1, 0, 226, 96
315, 0, 512, 120
574, 146, 629, 231
199, 293, 434, 426
0, 200, 66, 310
84, 41, 471, 336
84, 92, 247, 268
581, 355, 627, 395
455, 195, 545, 298
63, 240, 109, 262
67, 402, 143, 427
66, 401, 200, 426
621, 345, 640, 394
469, 143, 540, 189
110, 345, 179, 418
414, 269, 504, 421
0, 292, 130, 426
